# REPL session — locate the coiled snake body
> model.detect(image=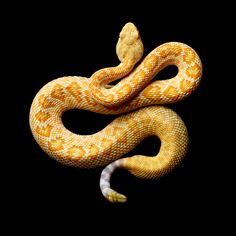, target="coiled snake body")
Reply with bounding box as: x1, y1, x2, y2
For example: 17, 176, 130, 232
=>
30, 23, 202, 202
